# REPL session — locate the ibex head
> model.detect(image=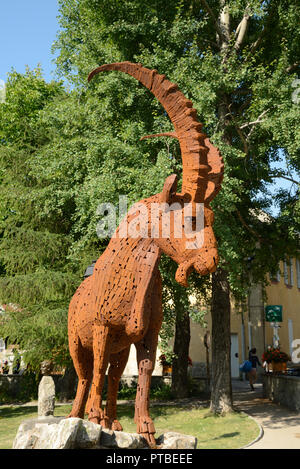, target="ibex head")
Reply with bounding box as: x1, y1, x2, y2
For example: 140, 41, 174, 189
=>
88, 62, 224, 286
